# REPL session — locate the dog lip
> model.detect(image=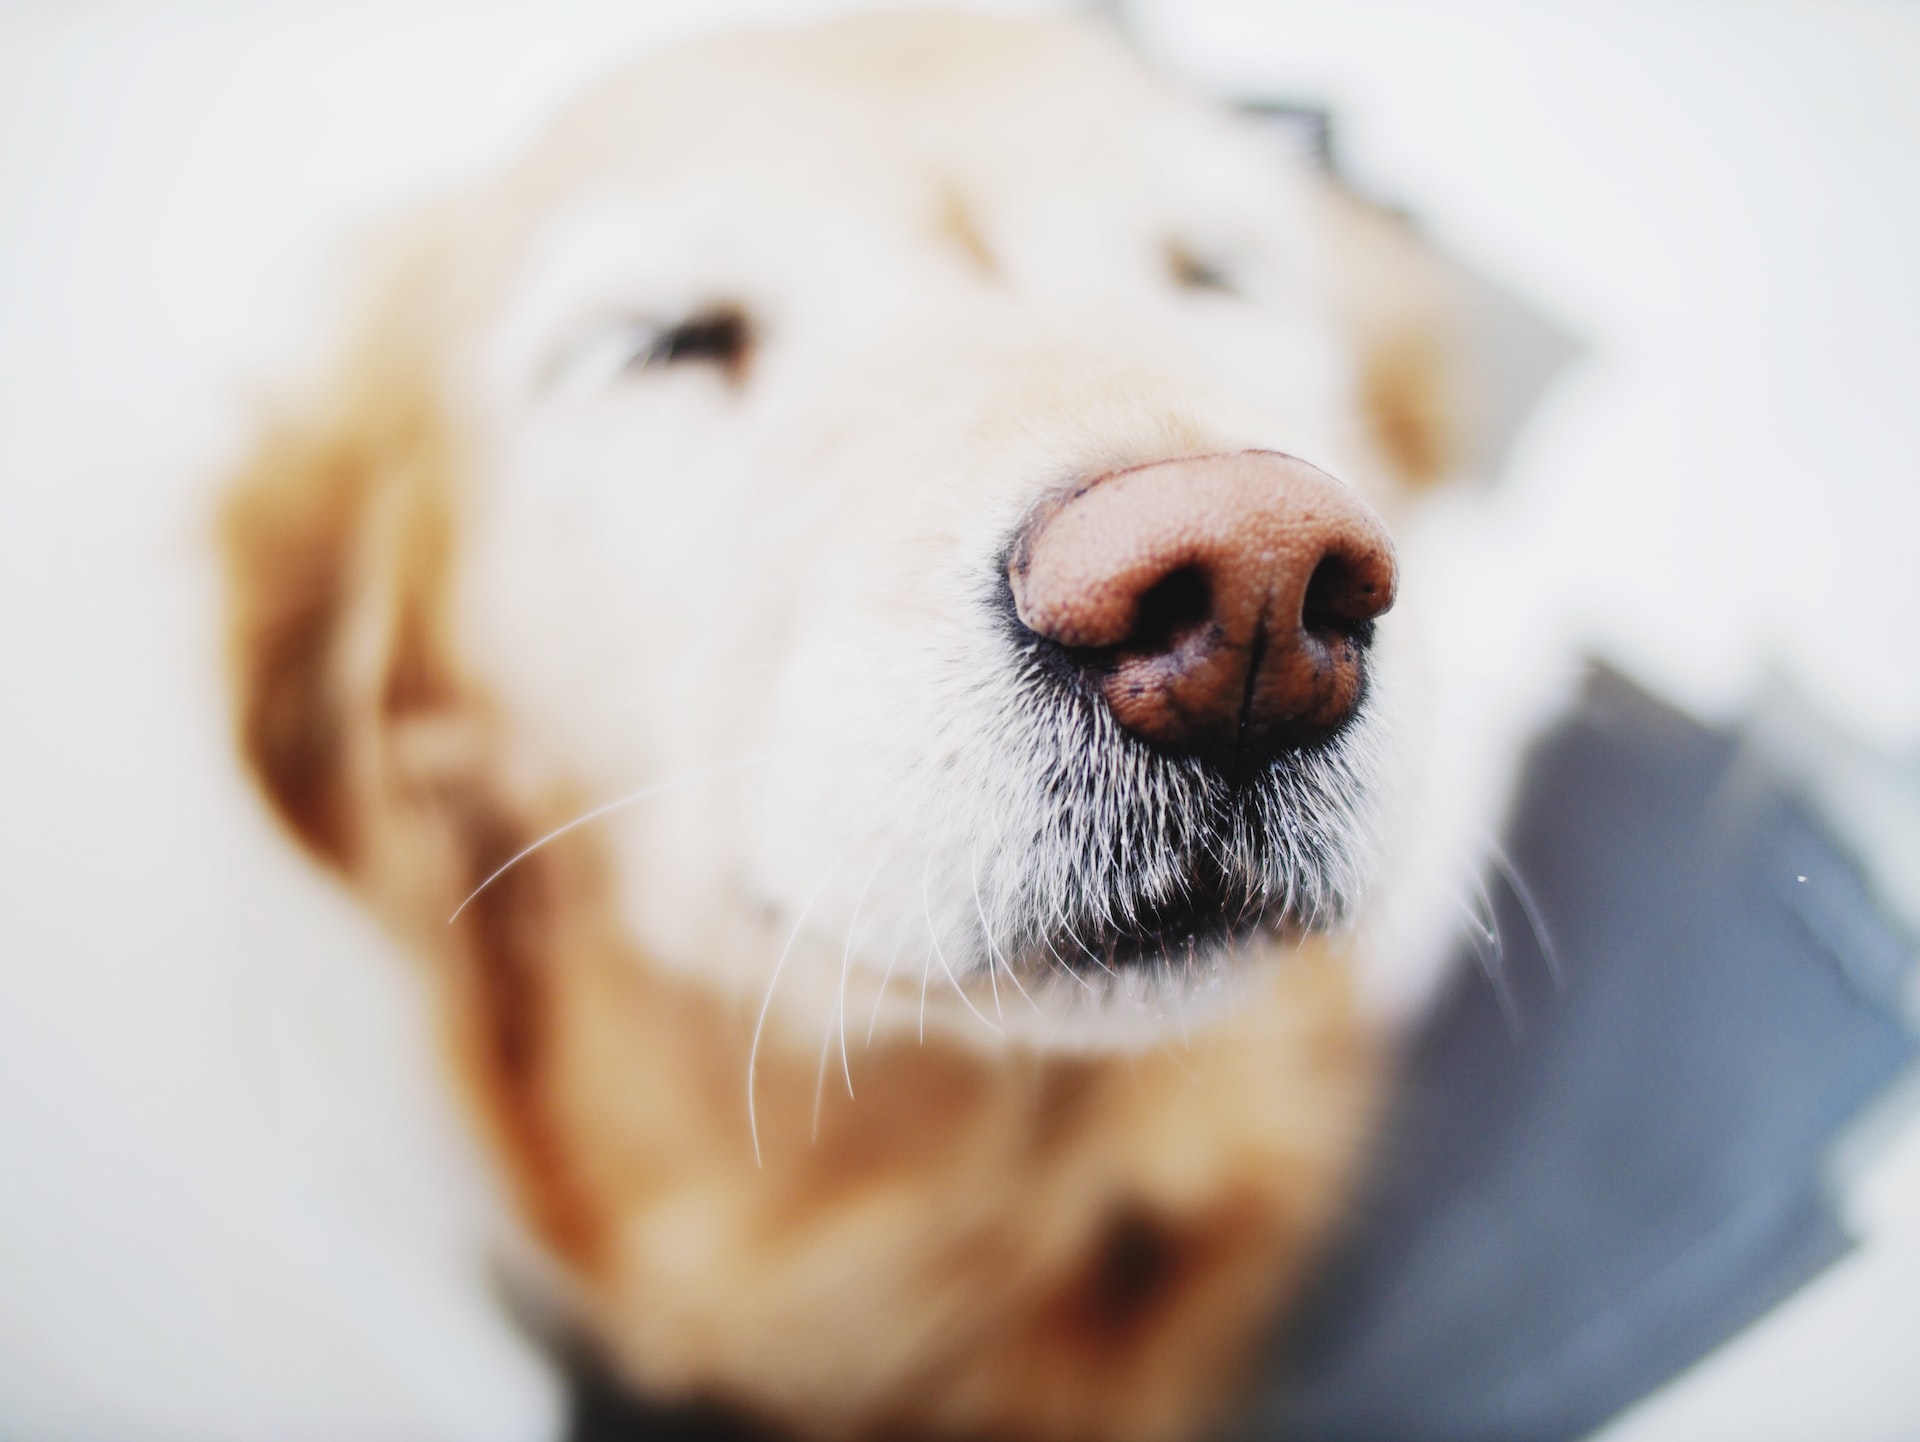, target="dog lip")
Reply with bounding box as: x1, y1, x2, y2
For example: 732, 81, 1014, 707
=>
1028, 850, 1310, 976
1044, 903, 1278, 975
